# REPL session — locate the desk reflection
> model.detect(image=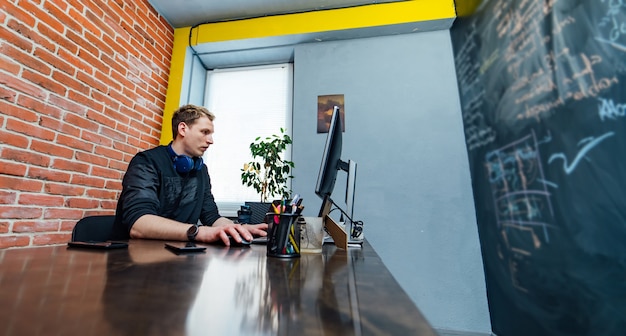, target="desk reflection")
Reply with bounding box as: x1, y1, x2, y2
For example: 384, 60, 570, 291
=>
101, 241, 355, 335
1, 240, 436, 335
